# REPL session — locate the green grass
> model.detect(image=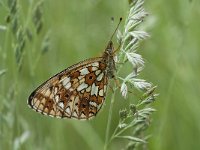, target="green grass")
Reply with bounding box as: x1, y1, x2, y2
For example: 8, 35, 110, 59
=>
0, 0, 200, 150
